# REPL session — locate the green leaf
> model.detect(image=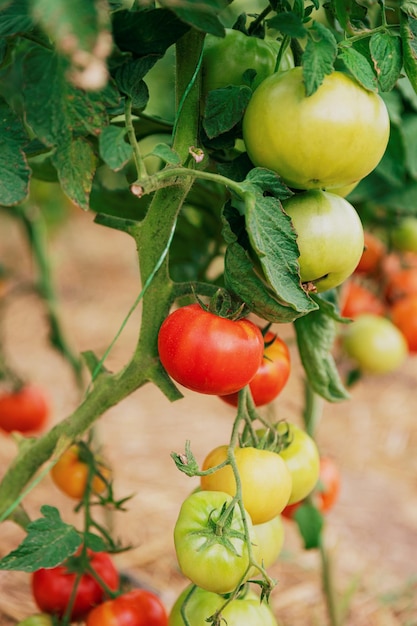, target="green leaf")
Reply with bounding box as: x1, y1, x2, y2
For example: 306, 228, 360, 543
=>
376, 124, 406, 186
99, 125, 133, 172
203, 85, 252, 139
52, 137, 97, 210
114, 55, 160, 109
0, 506, 81, 572
401, 13, 417, 95
338, 46, 378, 92
403, 113, 417, 178
30, 0, 112, 90
402, 0, 417, 18
383, 180, 417, 211
244, 167, 295, 200
150, 143, 181, 165
293, 503, 324, 550
294, 300, 350, 402
369, 32, 402, 92
267, 12, 309, 38
242, 189, 318, 315
0, 0, 33, 36
158, 0, 227, 36
302, 22, 338, 96
21, 46, 119, 147
112, 8, 190, 56
0, 98, 31, 206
